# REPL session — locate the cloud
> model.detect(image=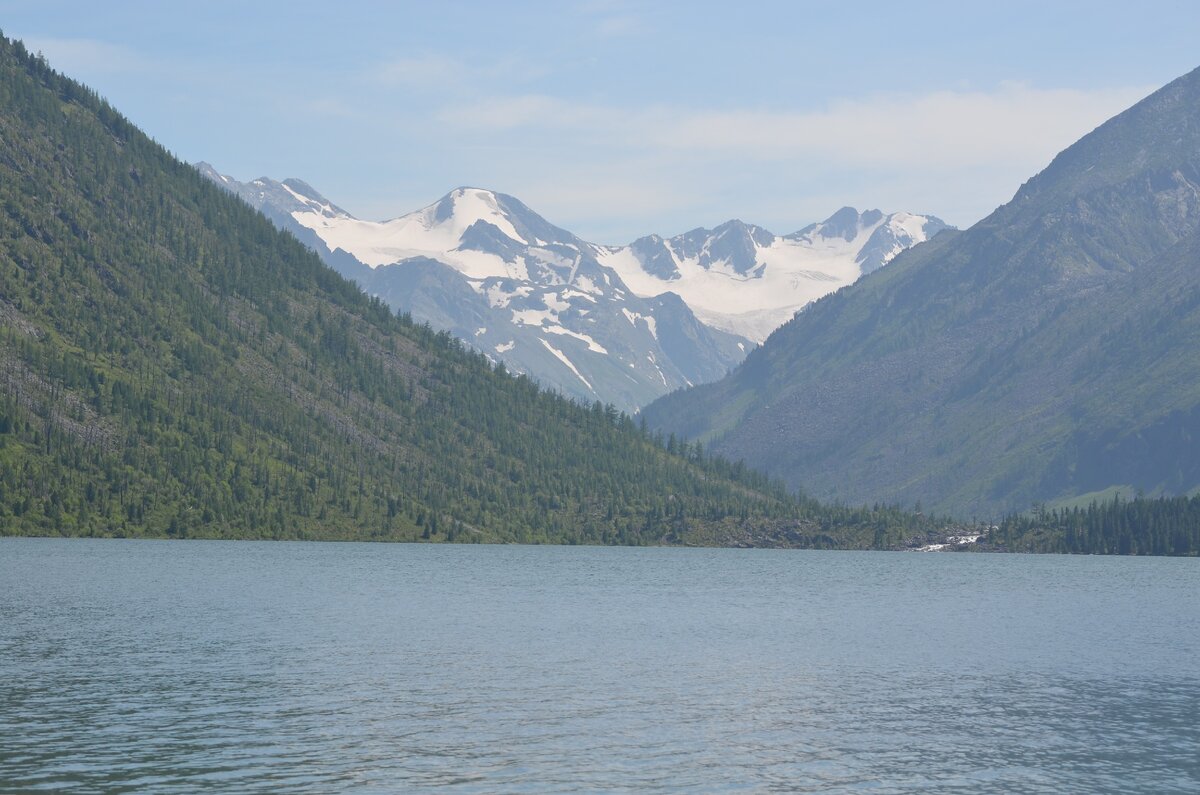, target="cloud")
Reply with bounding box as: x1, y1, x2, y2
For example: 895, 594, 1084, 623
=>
21, 37, 148, 75
286, 96, 361, 120
436, 95, 614, 131
660, 83, 1153, 168
37, 31, 1144, 241
575, 0, 647, 37
372, 55, 467, 89
514, 158, 702, 240
436, 83, 1152, 170
422, 81, 1154, 235
594, 14, 643, 37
